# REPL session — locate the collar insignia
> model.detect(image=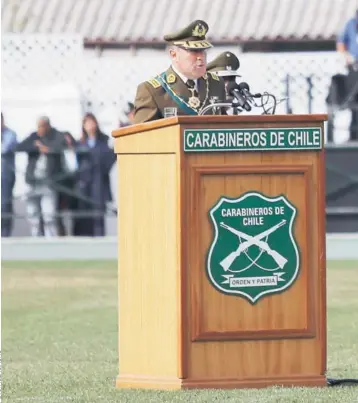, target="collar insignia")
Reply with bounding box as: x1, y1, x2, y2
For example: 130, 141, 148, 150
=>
167, 73, 176, 84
